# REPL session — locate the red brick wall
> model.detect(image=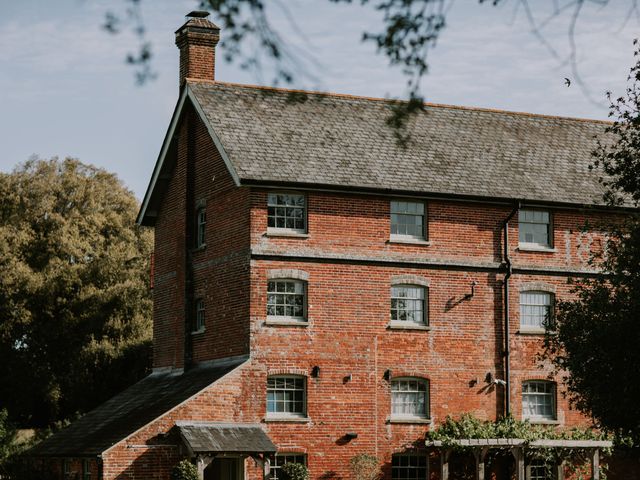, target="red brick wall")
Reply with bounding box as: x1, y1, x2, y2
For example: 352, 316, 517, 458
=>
143, 141, 615, 479
152, 105, 250, 369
